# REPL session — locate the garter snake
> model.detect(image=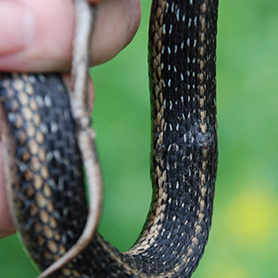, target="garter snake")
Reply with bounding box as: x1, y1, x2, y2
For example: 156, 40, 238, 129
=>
0, 0, 218, 277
